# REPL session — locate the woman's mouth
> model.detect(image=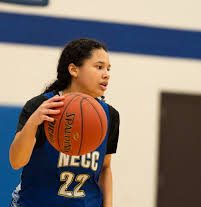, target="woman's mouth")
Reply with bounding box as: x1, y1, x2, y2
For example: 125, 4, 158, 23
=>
100, 82, 108, 90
